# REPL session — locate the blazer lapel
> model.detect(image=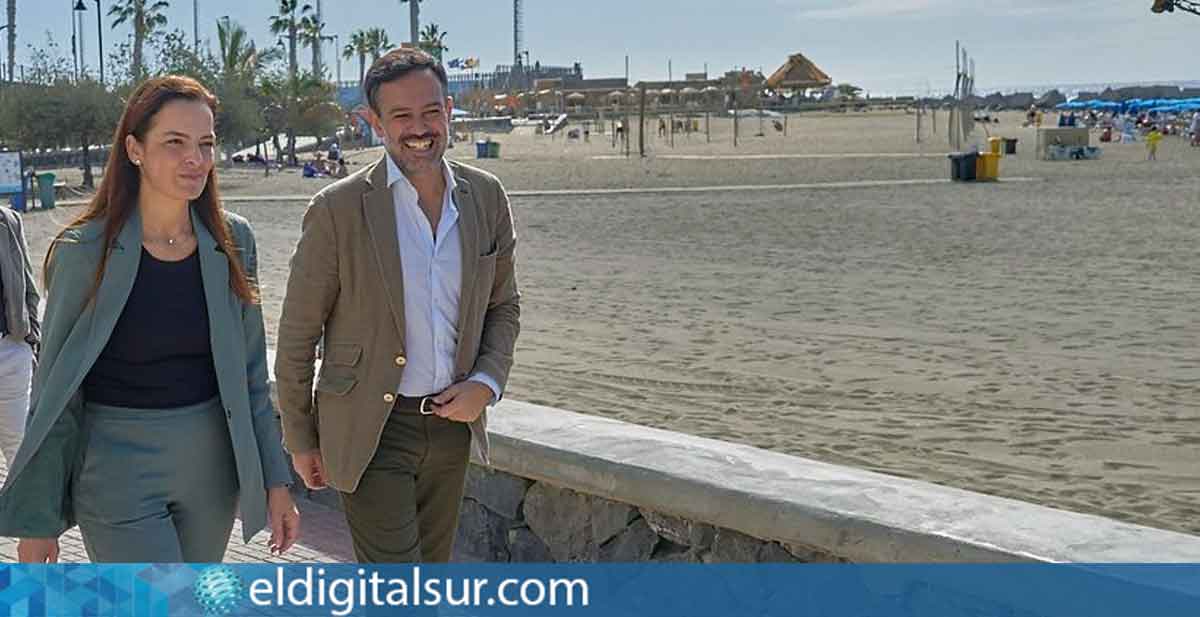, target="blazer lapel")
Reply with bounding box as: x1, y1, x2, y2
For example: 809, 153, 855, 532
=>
193, 207, 238, 403
361, 158, 407, 347
87, 210, 142, 353
452, 167, 480, 375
